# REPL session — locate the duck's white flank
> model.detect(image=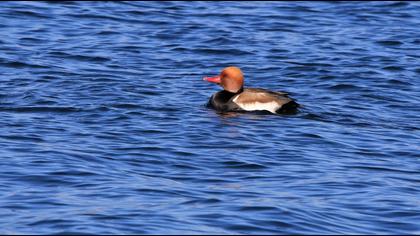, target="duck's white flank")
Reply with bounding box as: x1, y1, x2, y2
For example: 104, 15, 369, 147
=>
233, 96, 280, 114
